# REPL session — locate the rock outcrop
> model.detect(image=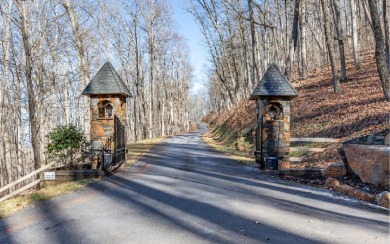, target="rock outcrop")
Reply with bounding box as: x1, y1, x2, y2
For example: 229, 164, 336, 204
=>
342, 144, 389, 186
